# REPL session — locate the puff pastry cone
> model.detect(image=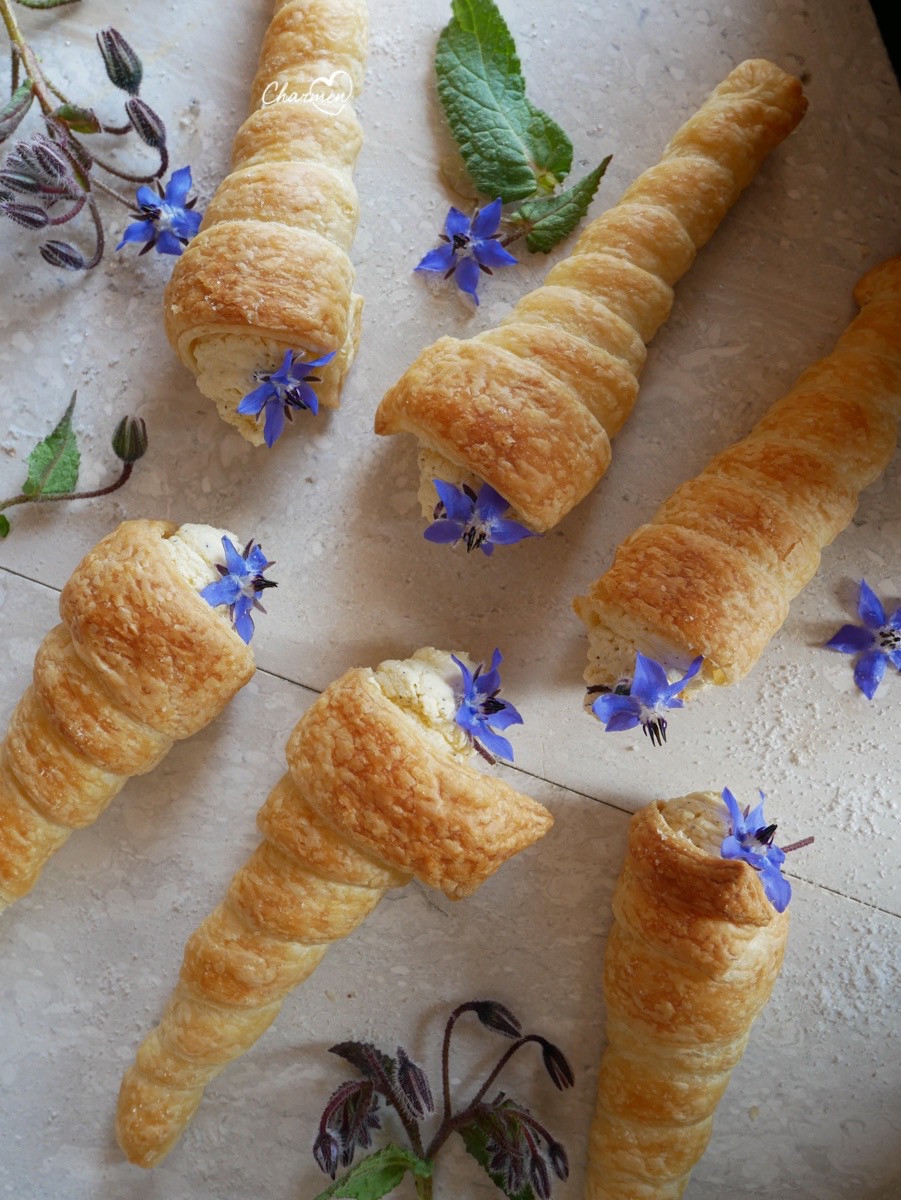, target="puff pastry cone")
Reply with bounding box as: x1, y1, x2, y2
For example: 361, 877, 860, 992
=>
164, 0, 368, 443
574, 255, 901, 691
116, 647, 553, 1167
375, 59, 807, 534
0, 520, 256, 914
585, 792, 789, 1199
